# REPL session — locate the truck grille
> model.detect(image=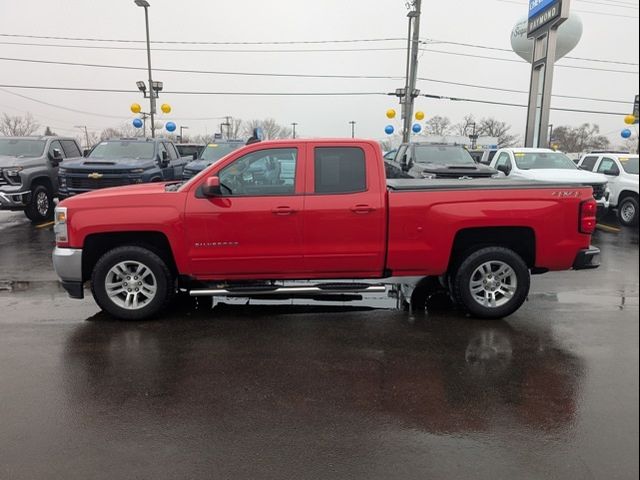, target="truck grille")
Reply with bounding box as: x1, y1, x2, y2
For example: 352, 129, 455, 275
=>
591, 184, 605, 200
0, 176, 8, 186
66, 176, 134, 190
